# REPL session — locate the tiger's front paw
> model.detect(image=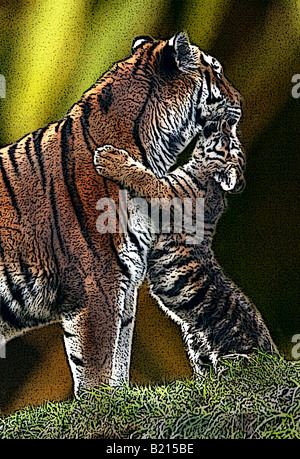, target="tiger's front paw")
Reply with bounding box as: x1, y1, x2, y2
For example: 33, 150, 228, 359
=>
94, 145, 131, 181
